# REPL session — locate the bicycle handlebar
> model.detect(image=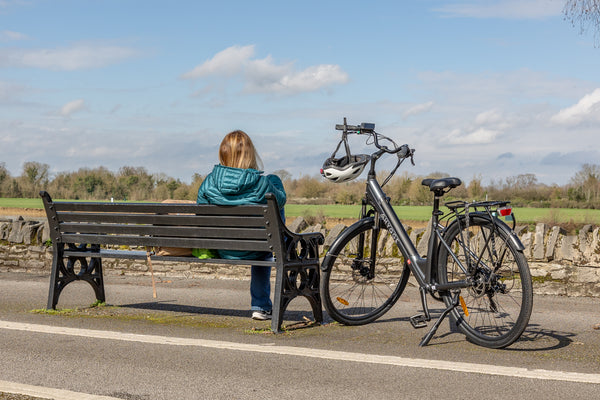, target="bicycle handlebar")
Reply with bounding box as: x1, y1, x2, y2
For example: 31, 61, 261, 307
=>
330, 118, 415, 182
333, 118, 415, 164
335, 122, 375, 132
